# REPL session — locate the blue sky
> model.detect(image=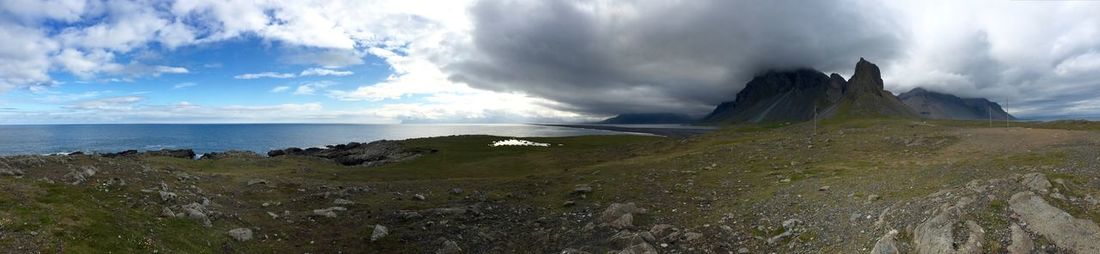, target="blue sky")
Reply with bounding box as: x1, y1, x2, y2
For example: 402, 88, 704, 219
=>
4, 0, 1100, 123
0, 0, 586, 124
